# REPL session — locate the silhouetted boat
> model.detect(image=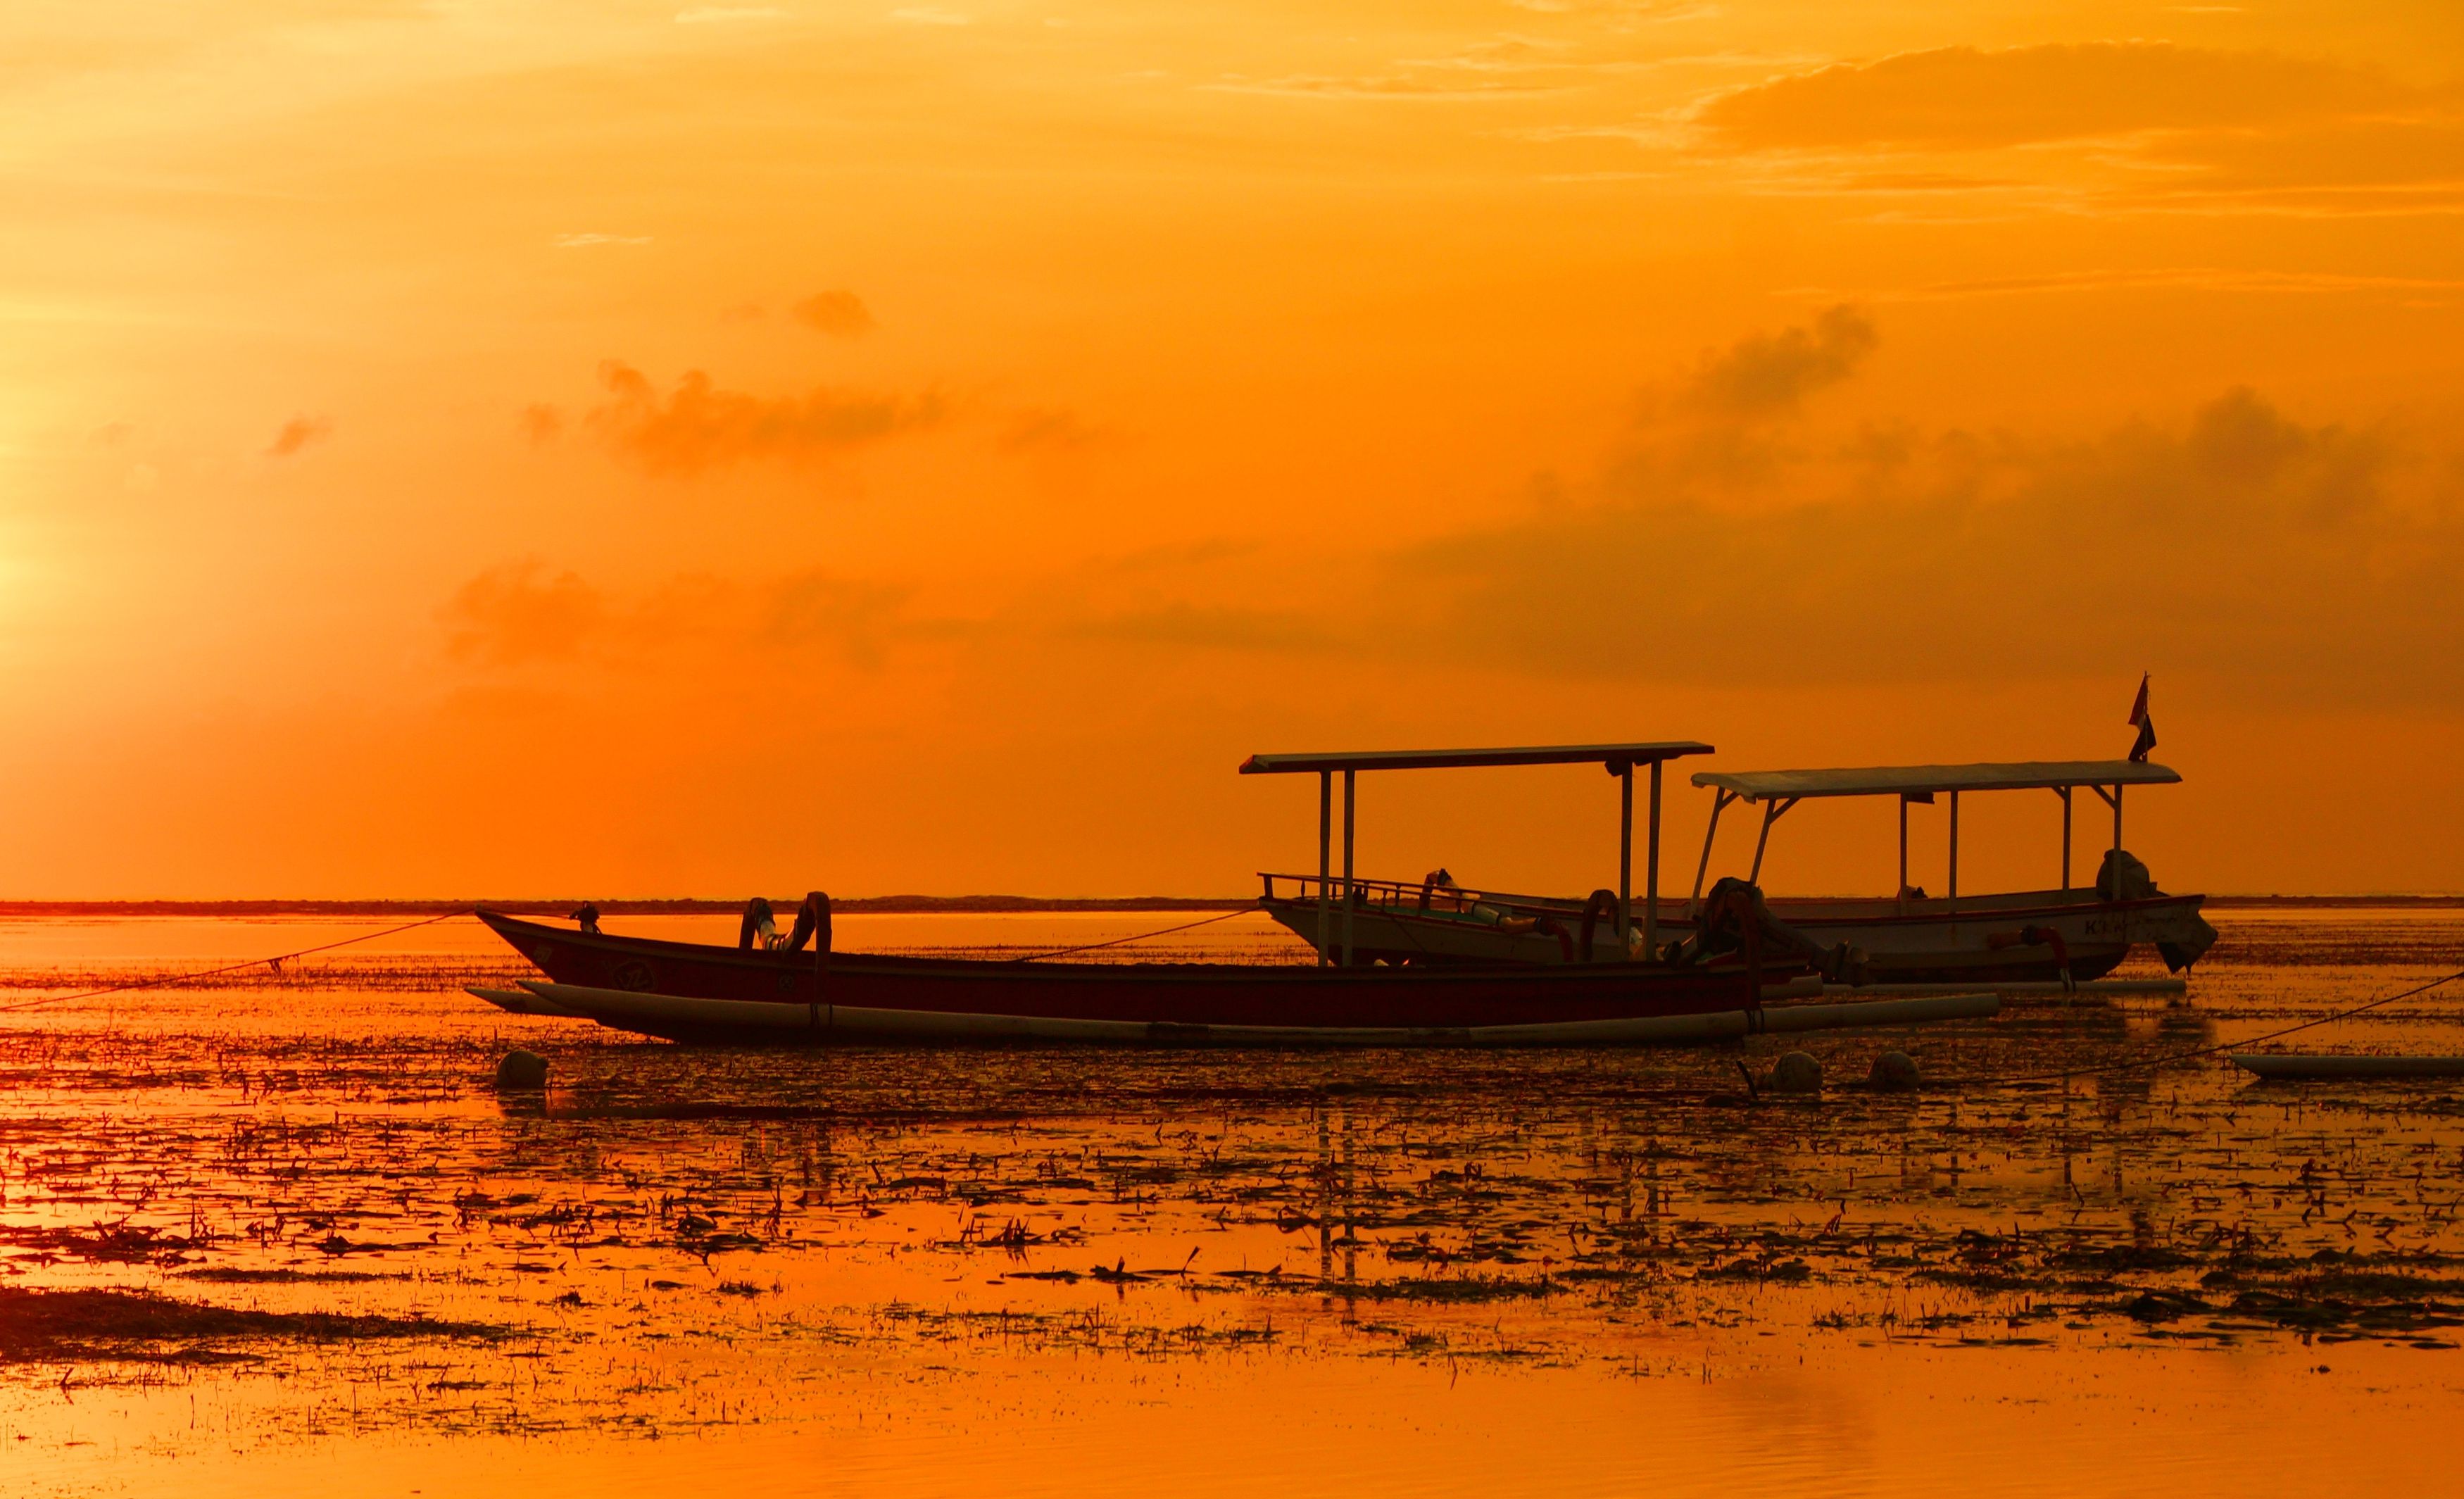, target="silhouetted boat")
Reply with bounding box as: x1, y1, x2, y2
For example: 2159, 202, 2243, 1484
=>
1258, 760, 2218, 985
472, 908, 1783, 1044
471, 741, 1833, 1044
